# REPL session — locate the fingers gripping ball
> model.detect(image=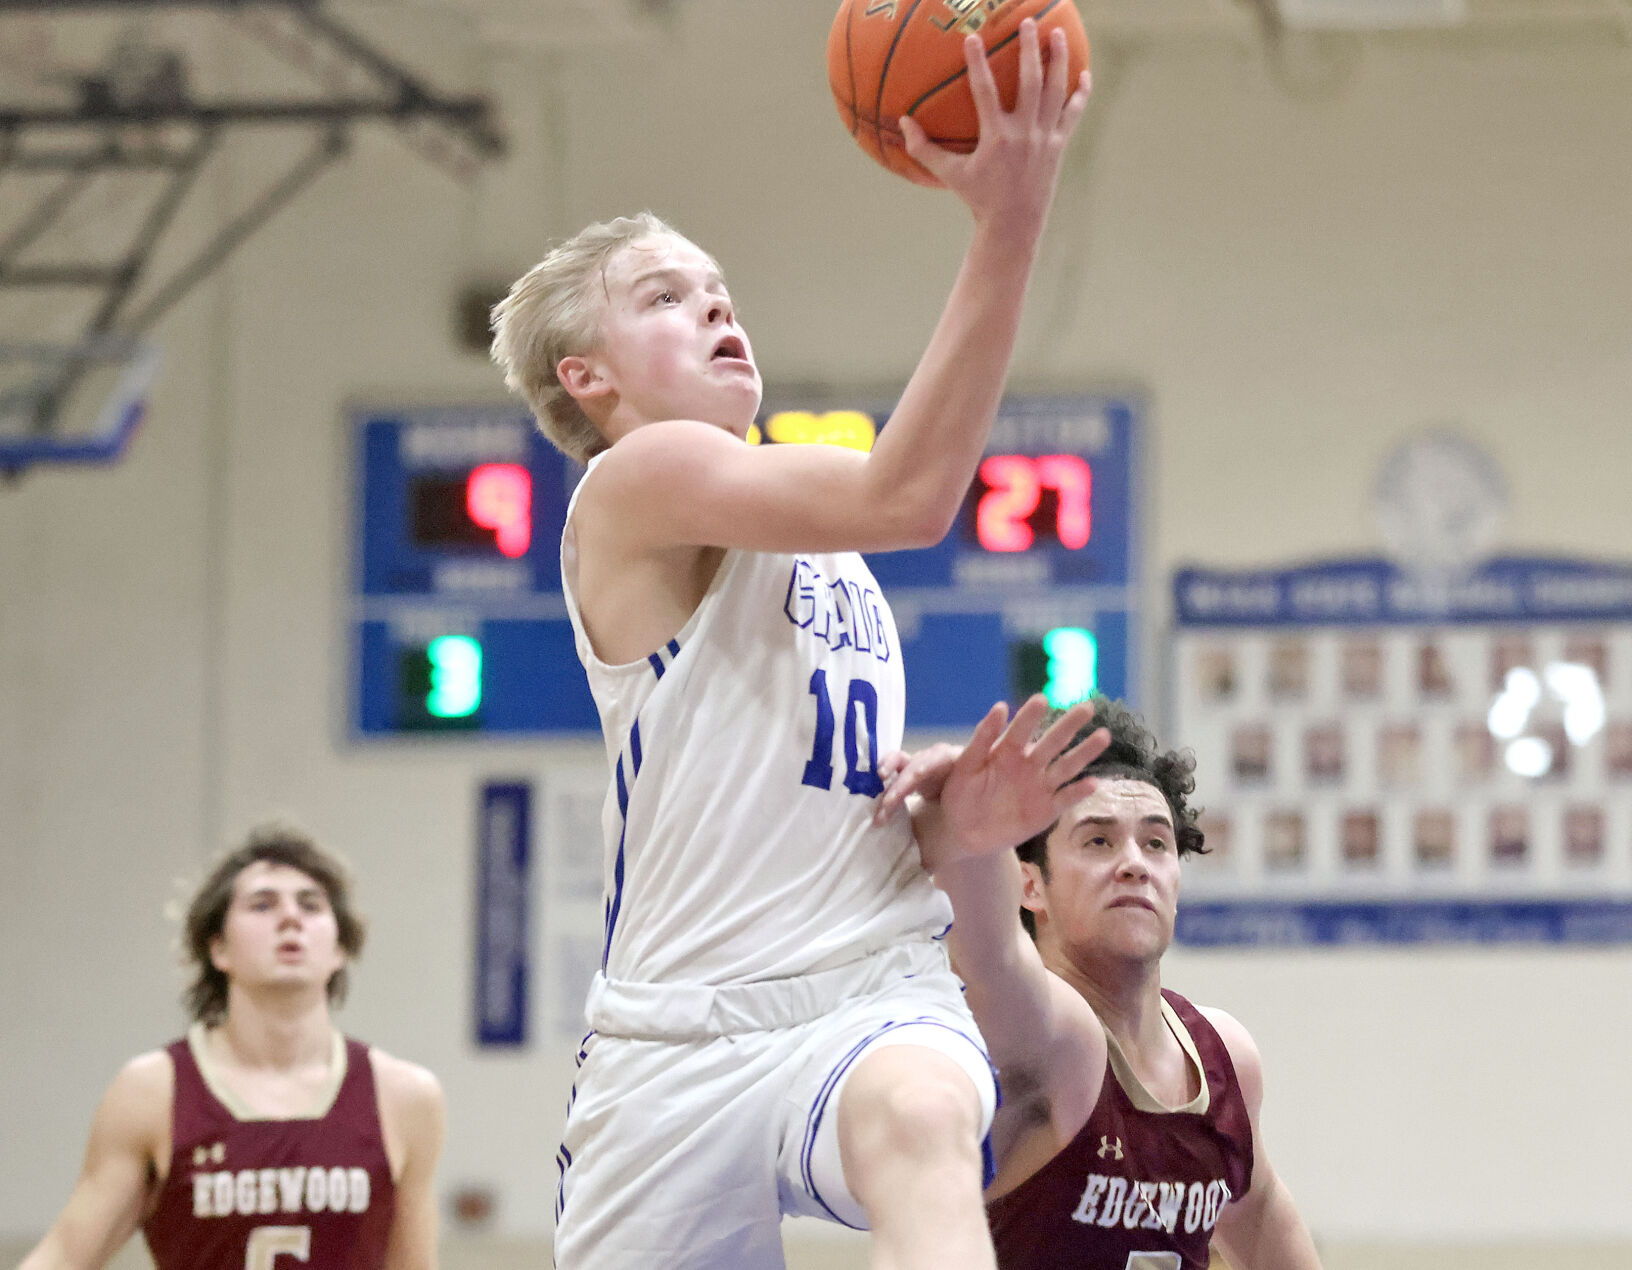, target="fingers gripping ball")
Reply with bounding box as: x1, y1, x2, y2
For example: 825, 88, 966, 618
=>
828, 0, 1090, 186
